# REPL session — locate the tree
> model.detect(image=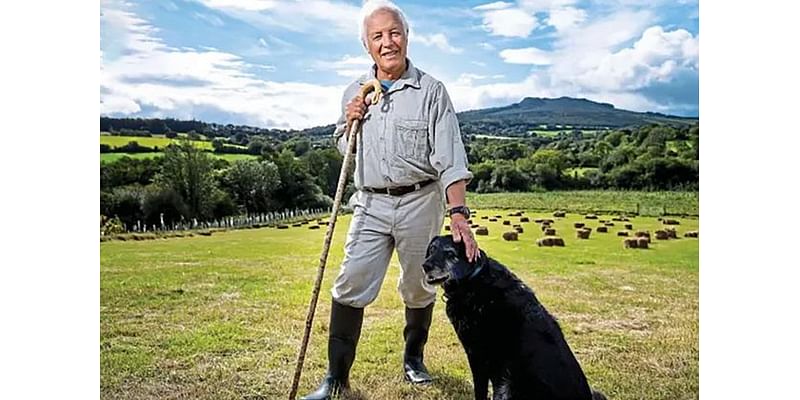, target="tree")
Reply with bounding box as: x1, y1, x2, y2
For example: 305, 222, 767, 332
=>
221, 159, 281, 213
272, 149, 331, 210
155, 141, 219, 220
302, 148, 342, 197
